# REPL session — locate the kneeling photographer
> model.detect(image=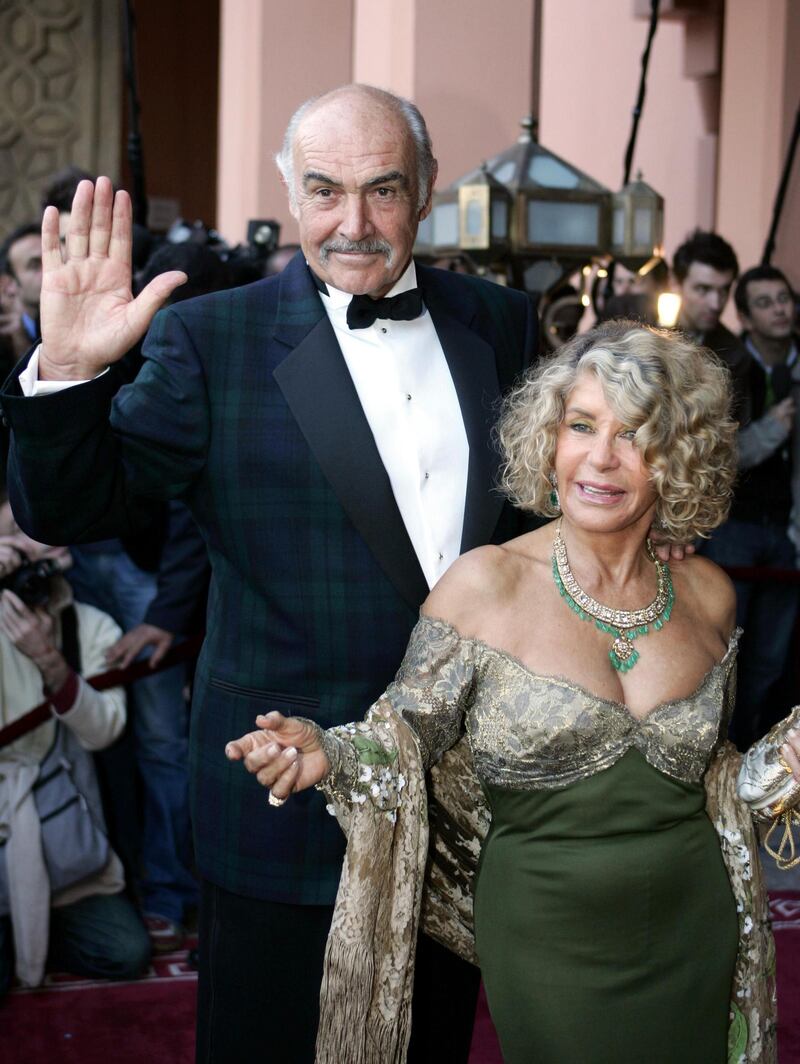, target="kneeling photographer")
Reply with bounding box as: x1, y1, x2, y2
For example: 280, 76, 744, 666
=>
0, 502, 150, 993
